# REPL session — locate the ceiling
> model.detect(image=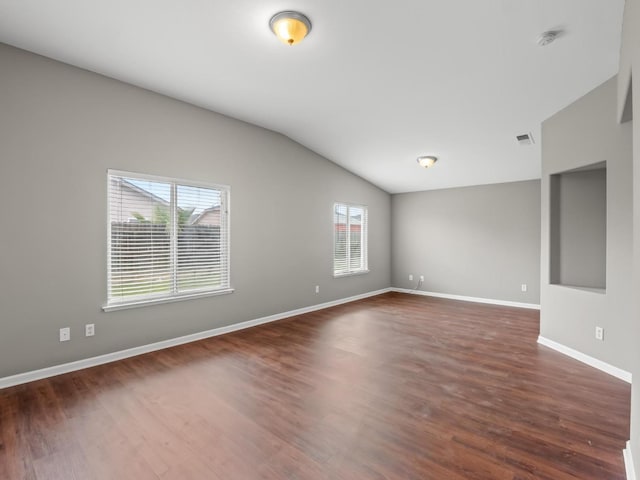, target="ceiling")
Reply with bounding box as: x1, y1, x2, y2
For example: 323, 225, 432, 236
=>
0, 0, 625, 193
